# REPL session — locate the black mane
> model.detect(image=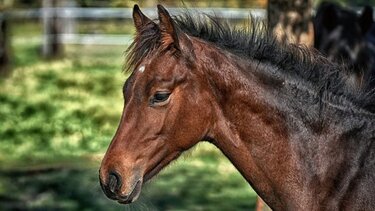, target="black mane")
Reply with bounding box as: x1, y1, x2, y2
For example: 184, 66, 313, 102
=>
126, 10, 375, 113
